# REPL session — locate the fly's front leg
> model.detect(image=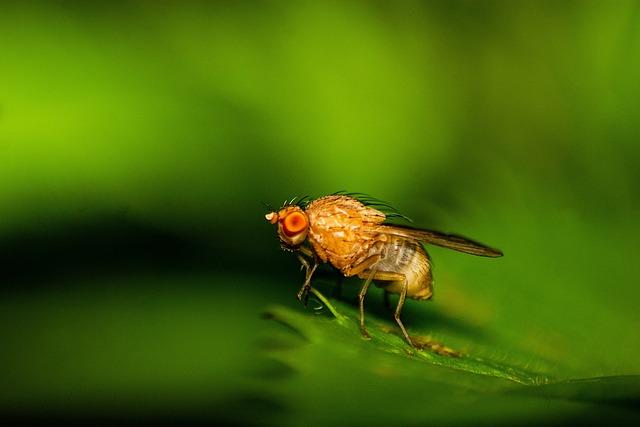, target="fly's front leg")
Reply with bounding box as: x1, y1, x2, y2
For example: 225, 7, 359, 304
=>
297, 253, 310, 274
296, 253, 318, 305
